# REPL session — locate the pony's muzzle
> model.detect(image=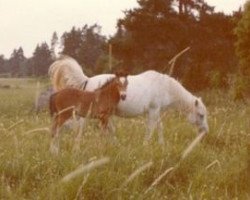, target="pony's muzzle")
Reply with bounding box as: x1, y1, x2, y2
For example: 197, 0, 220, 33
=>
198, 124, 209, 134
